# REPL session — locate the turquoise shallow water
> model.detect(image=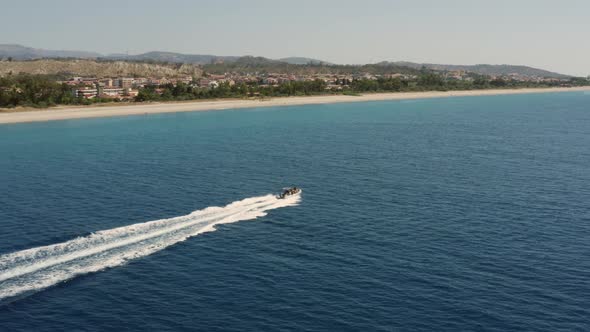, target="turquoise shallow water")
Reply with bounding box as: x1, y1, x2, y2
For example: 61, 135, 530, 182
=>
1, 92, 589, 331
